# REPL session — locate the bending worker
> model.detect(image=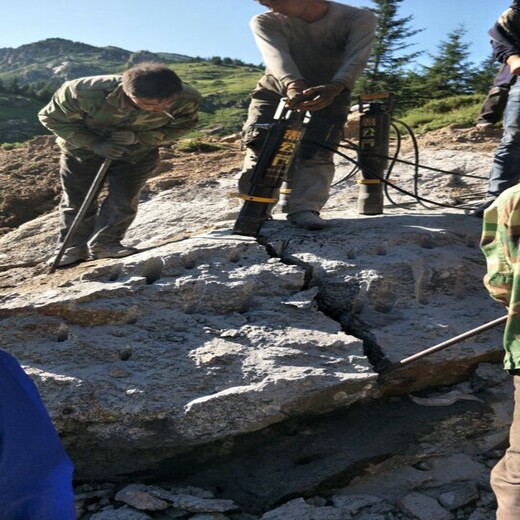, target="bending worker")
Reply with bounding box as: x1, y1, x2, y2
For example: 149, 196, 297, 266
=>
39, 62, 201, 267
238, 0, 376, 230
